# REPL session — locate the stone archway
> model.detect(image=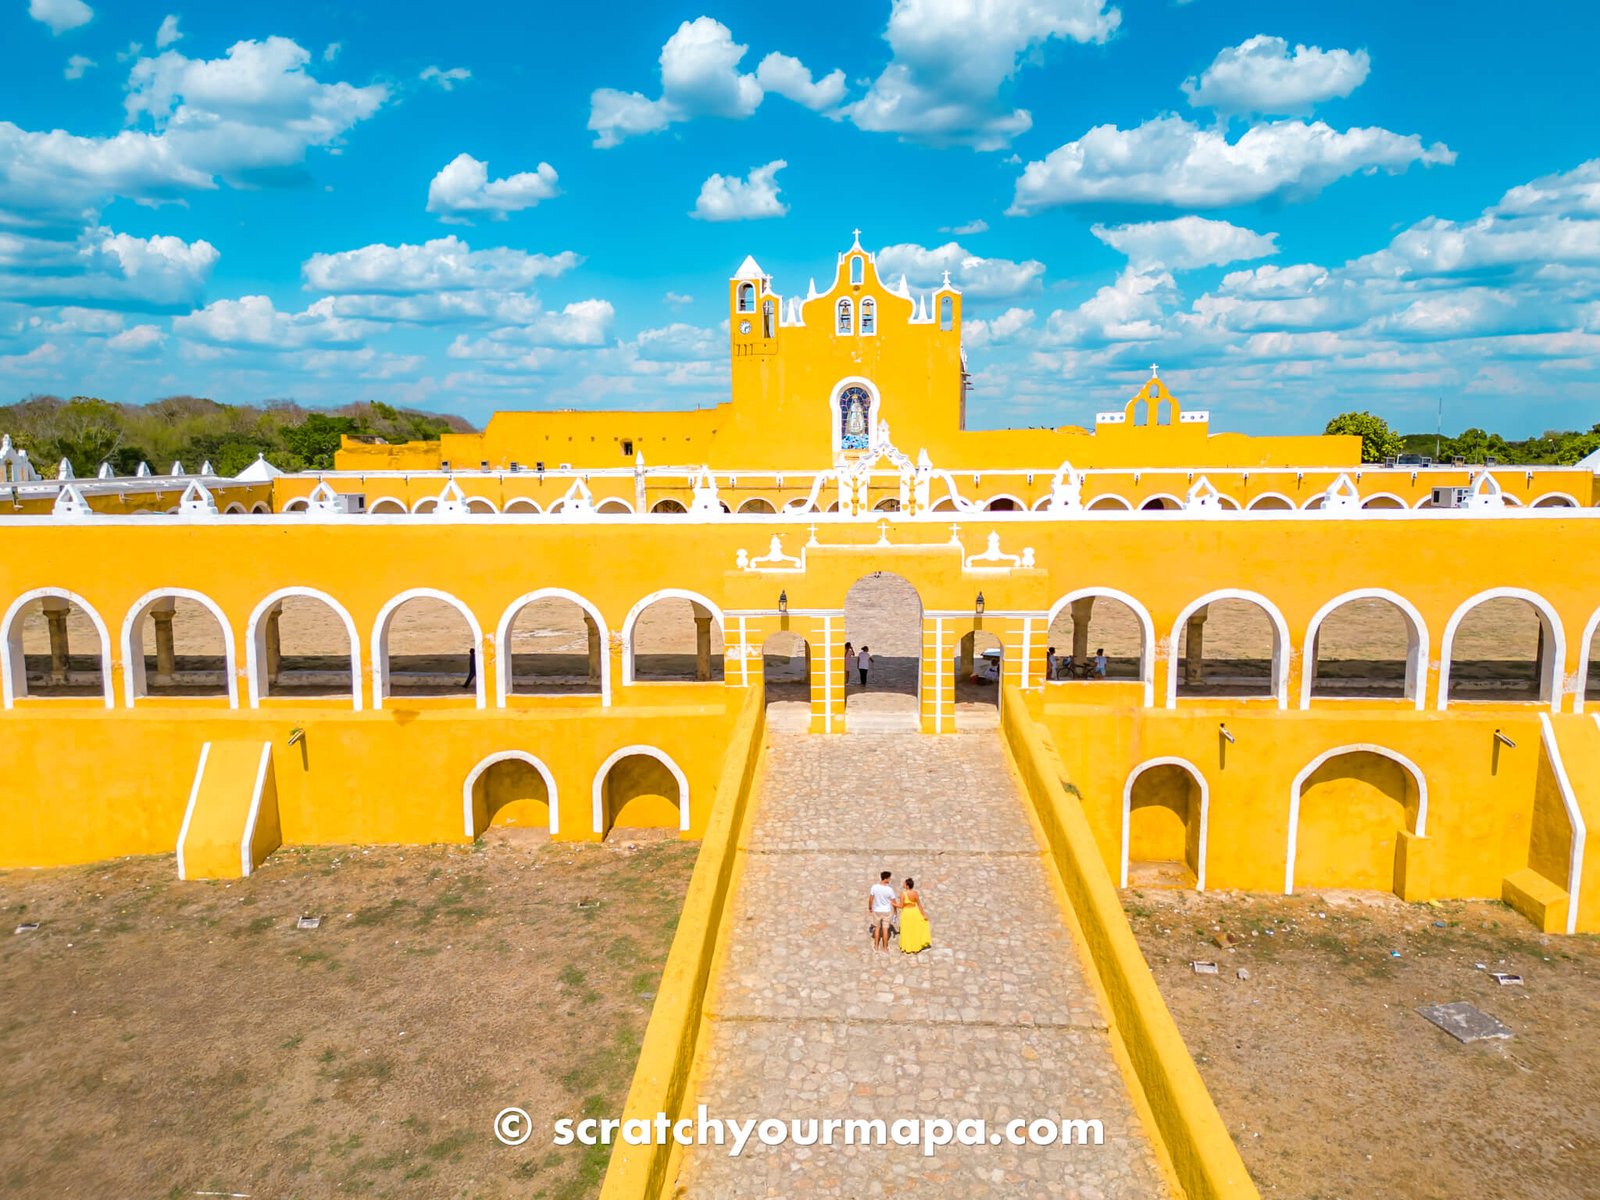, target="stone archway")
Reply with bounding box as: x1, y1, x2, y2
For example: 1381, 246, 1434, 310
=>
843, 572, 922, 732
